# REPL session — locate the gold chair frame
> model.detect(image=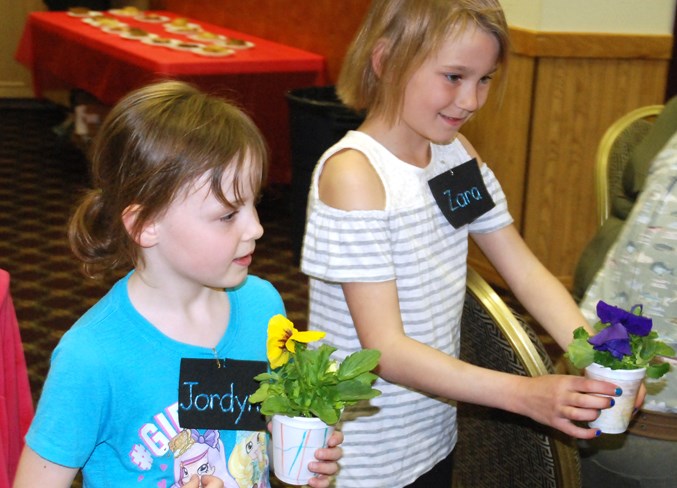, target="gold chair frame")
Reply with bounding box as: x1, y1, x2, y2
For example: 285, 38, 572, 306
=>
594, 105, 663, 227
452, 268, 581, 487
465, 268, 547, 376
